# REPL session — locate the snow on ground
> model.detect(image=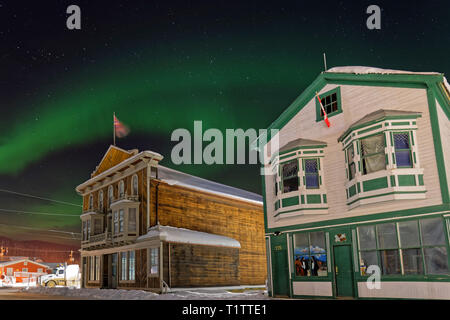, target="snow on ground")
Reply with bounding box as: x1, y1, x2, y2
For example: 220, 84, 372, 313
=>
21, 287, 270, 300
